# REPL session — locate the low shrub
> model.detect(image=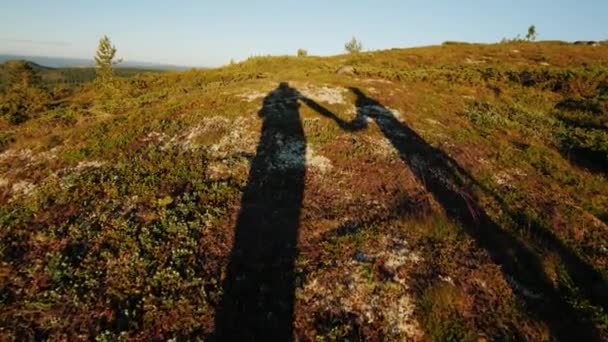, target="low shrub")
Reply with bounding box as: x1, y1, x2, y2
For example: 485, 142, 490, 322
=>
0, 87, 50, 124
558, 127, 608, 172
